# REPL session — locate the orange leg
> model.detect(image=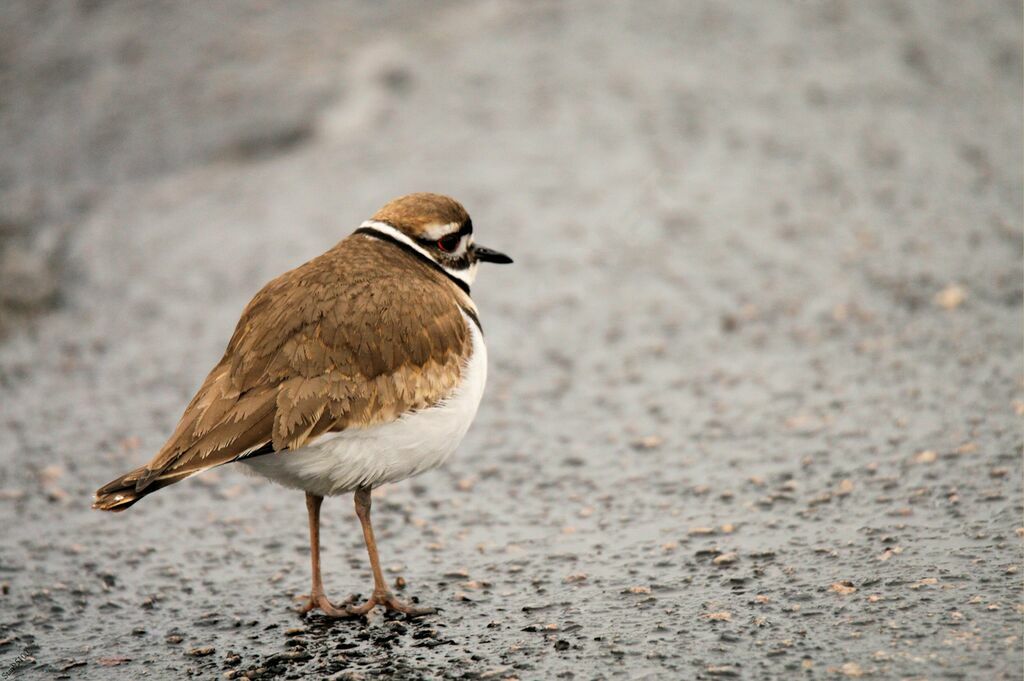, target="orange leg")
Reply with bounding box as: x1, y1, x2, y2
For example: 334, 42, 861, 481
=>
297, 493, 352, 617
345, 487, 436, 617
